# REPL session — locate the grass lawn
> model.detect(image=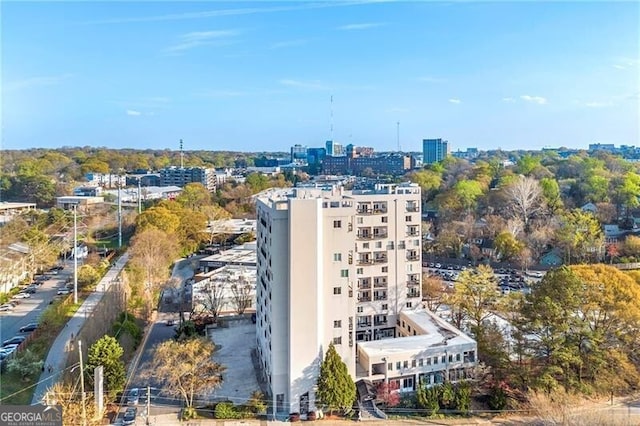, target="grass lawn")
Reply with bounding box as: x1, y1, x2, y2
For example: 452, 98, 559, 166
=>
0, 294, 85, 405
